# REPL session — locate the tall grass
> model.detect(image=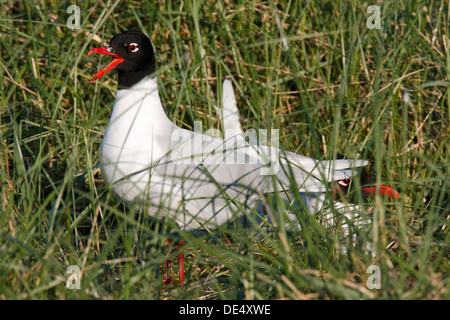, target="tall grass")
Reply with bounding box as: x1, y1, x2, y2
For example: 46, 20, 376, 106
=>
0, 0, 448, 299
